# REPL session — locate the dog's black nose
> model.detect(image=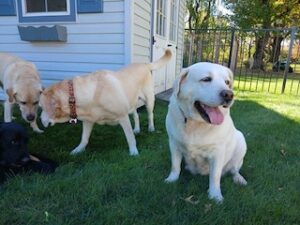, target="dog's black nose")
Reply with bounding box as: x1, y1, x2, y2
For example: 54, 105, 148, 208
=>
26, 114, 35, 122
220, 90, 234, 103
